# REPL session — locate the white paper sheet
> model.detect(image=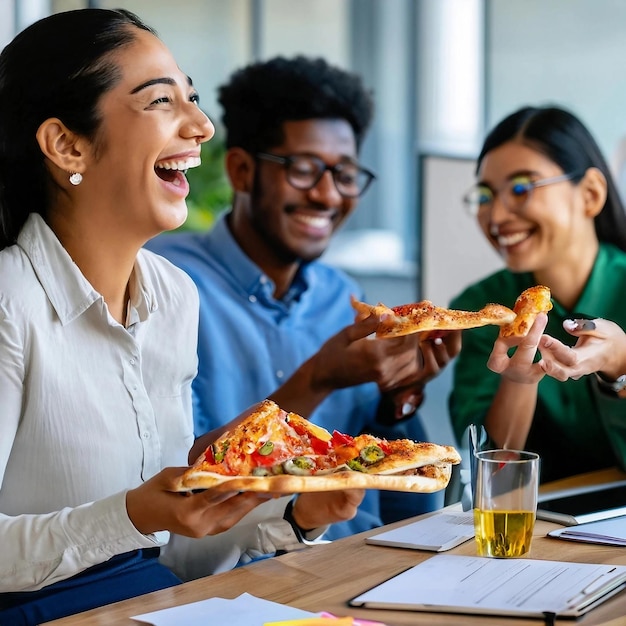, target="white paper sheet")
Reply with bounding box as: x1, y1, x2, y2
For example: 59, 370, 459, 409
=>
132, 592, 317, 626
549, 515, 626, 546
350, 555, 626, 618
365, 510, 475, 551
